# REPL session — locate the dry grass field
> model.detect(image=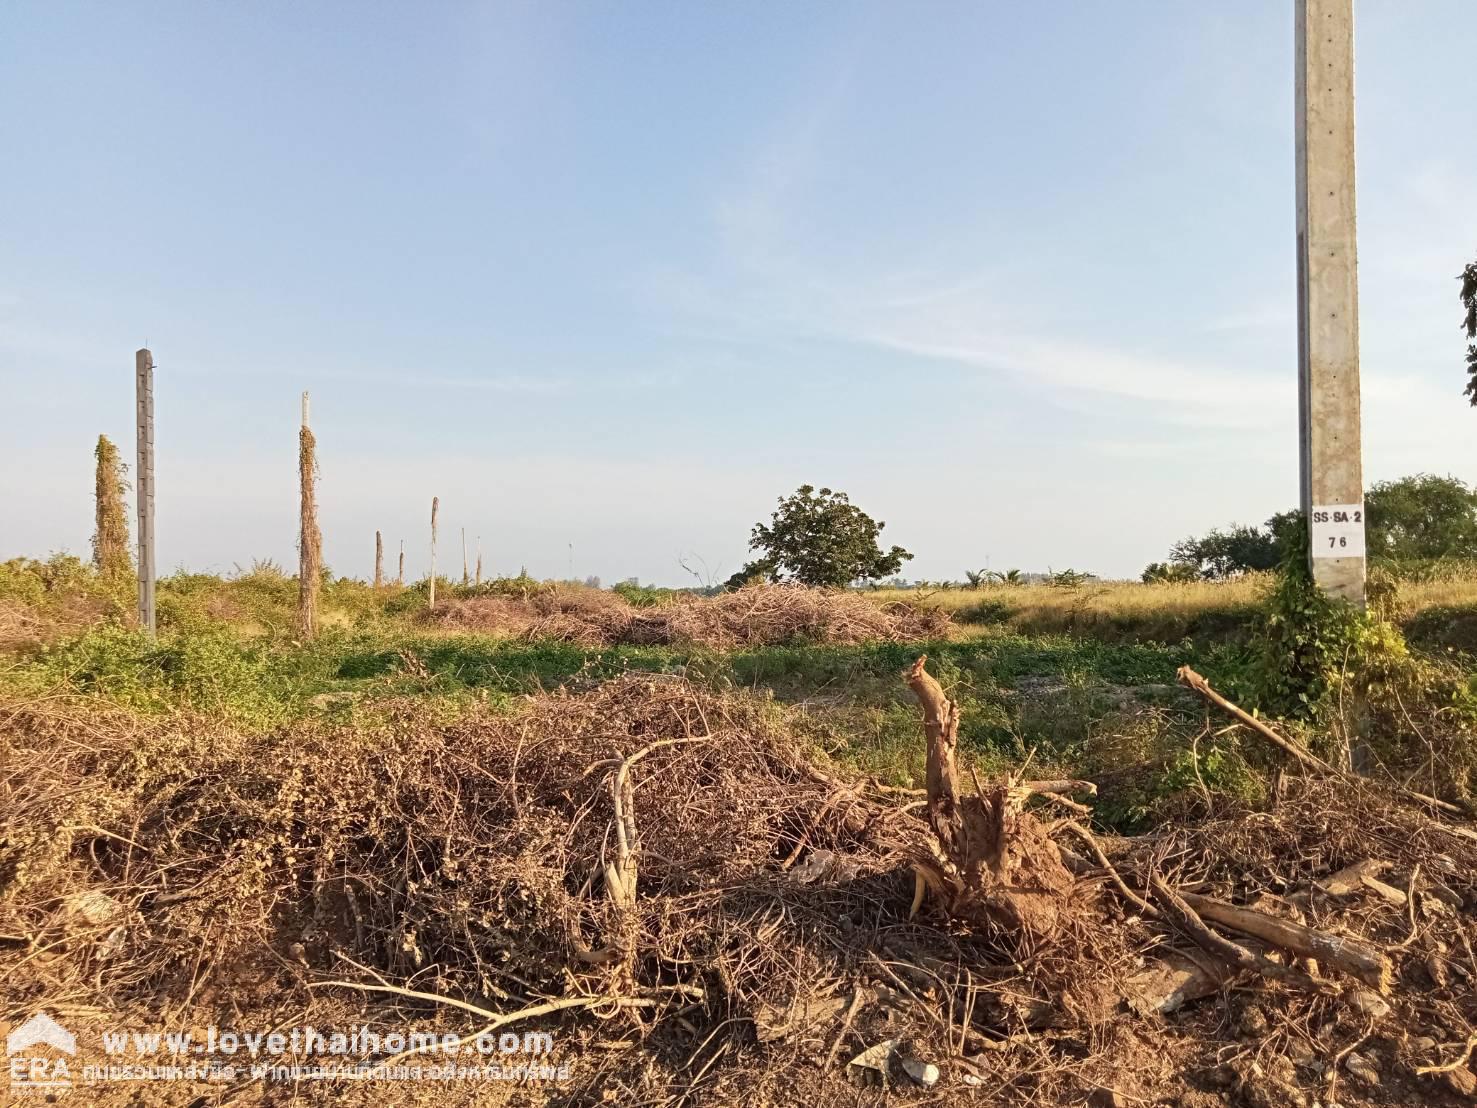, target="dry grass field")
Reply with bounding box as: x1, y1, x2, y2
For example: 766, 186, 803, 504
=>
871, 571, 1477, 647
